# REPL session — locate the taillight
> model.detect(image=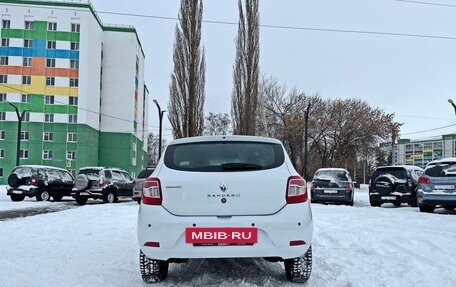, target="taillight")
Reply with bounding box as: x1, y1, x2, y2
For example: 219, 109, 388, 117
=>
345, 182, 352, 189
30, 176, 36, 185
99, 179, 105, 187
418, 176, 430, 184
286, 176, 308, 204
142, 177, 162, 205
311, 181, 316, 189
